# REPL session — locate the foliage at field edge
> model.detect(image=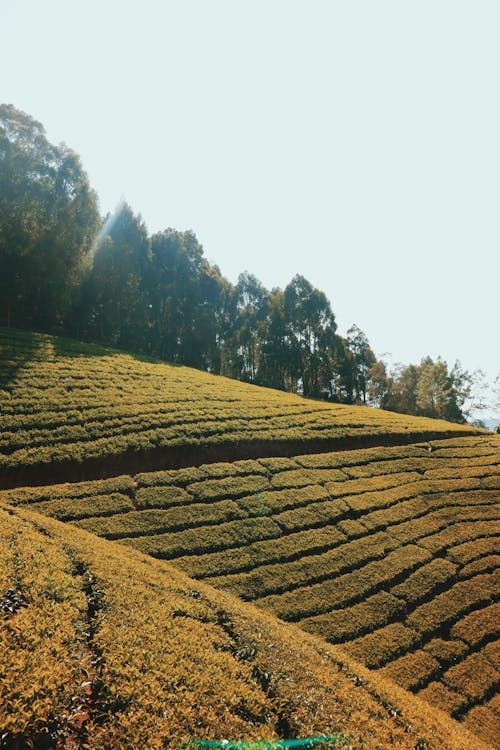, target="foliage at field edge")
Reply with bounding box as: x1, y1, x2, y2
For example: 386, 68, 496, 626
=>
0, 502, 492, 750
